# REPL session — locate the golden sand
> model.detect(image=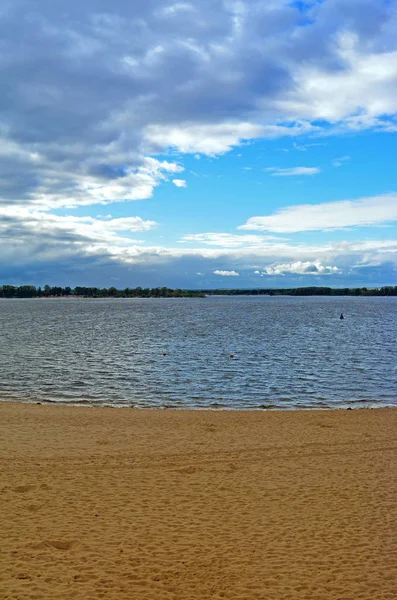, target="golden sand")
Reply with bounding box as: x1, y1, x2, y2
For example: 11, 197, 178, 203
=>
1, 403, 397, 600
